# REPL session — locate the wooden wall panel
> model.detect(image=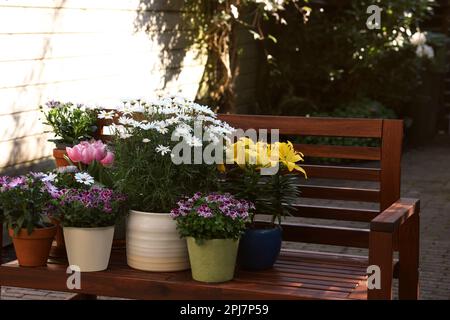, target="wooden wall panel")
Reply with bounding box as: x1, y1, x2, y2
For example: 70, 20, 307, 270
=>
0, 0, 212, 171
